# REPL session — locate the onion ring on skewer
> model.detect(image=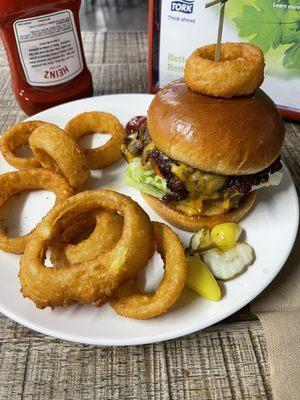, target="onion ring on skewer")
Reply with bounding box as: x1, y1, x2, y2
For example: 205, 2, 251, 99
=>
19, 190, 154, 309
0, 121, 45, 169
50, 209, 123, 268
29, 123, 90, 189
0, 169, 73, 254
110, 222, 187, 319
65, 112, 125, 170
184, 43, 264, 98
